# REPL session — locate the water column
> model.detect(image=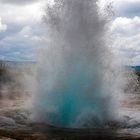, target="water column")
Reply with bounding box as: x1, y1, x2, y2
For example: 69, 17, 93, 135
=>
34, 0, 118, 128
